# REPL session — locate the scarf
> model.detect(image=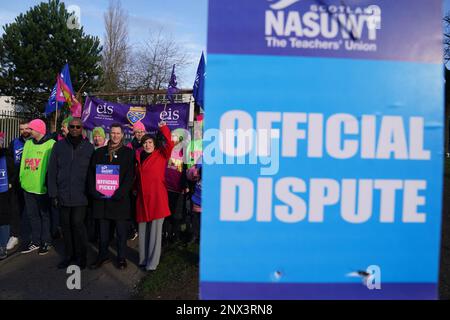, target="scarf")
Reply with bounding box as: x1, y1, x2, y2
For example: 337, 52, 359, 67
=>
107, 139, 124, 162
